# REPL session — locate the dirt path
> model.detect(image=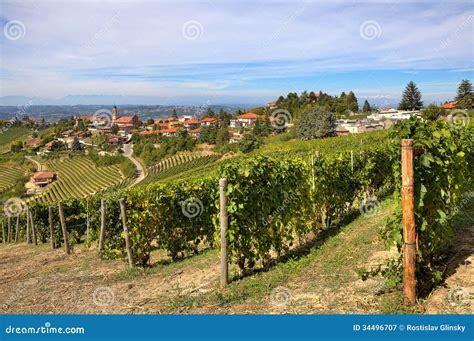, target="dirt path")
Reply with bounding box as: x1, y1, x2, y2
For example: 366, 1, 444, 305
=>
122, 143, 145, 187
0, 243, 220, 314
